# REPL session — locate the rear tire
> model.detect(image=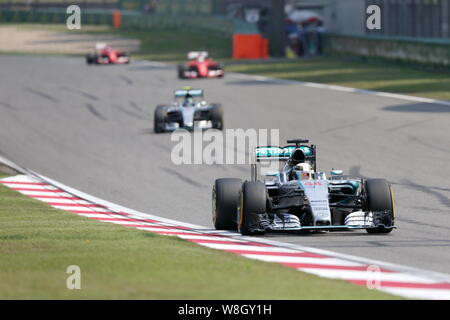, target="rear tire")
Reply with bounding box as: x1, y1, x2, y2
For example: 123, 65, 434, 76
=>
212, 178, 242, 230
238, 181, 267, 235
210, 104, 223, 130
154, 105, 167, 133
365, 179, 395, 234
